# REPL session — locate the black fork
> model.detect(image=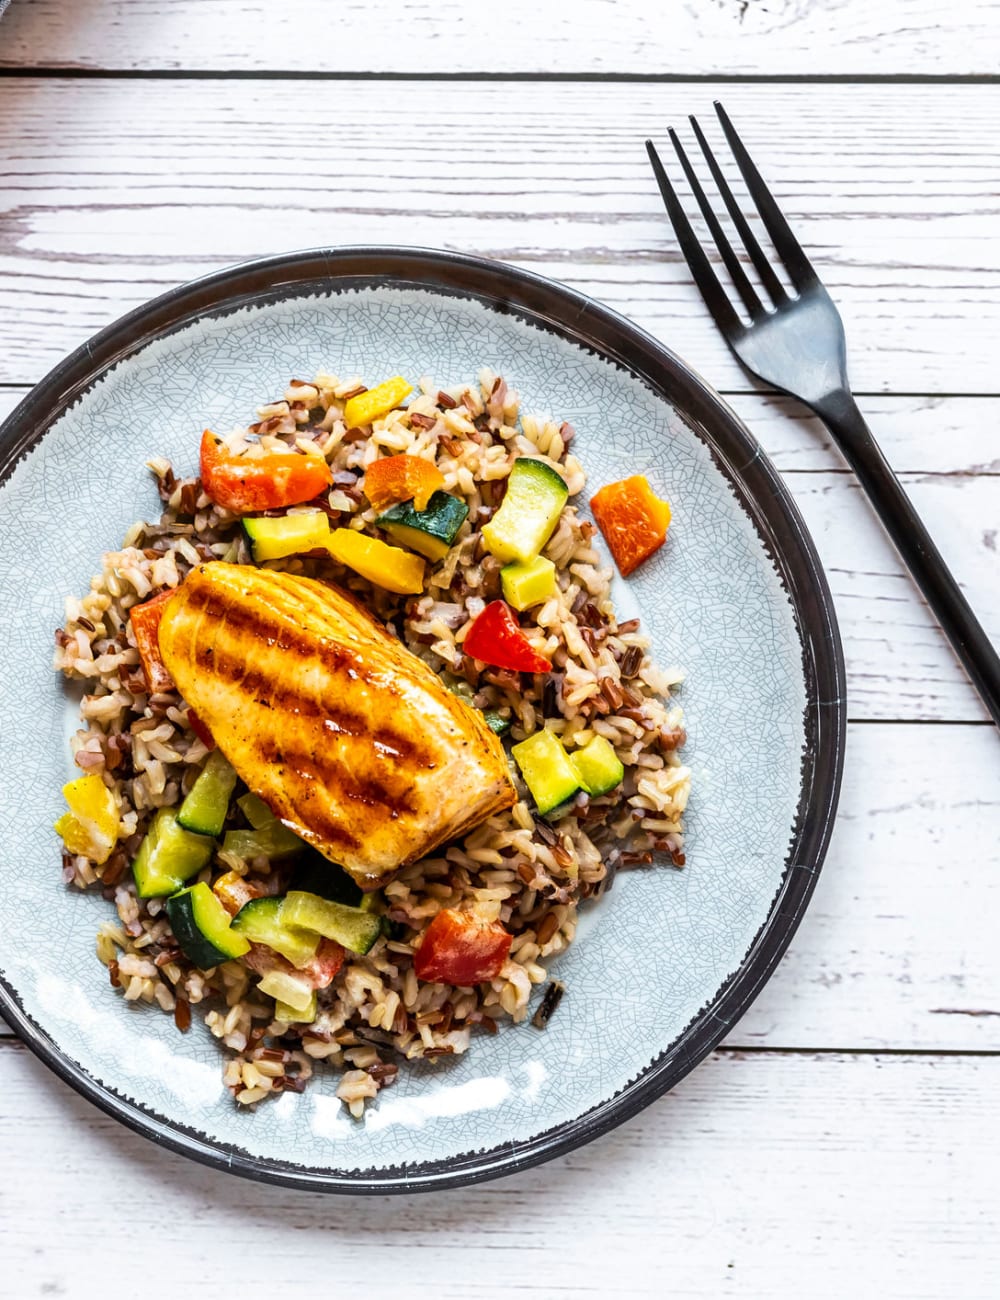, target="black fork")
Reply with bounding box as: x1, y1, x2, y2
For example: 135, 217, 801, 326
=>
647, 103, 1000, 730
